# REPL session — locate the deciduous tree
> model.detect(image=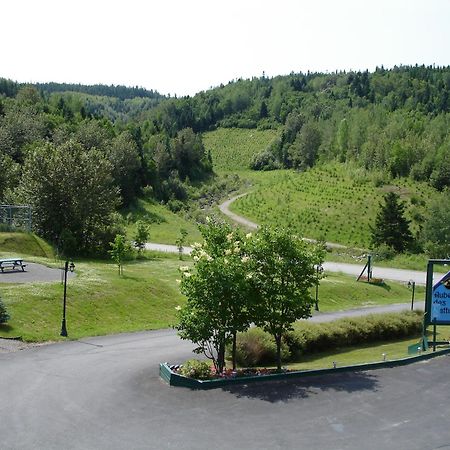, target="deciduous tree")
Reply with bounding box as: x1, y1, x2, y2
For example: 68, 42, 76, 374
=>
176, 220, 251, 373
246, 227, 321, 370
